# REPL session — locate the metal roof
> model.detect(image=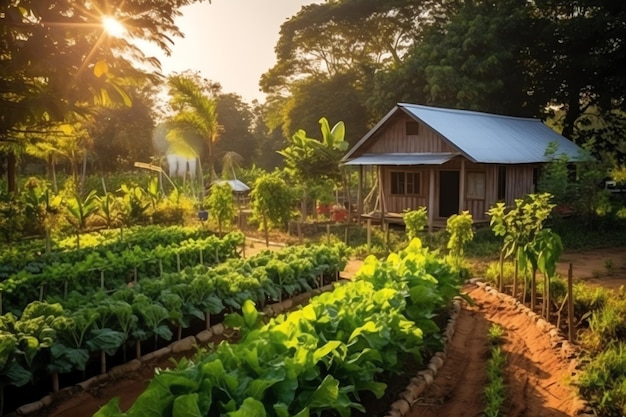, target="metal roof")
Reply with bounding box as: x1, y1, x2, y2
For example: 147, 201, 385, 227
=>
343, 152, 457, 166
342, 104, 585, 164
212, 179, 250, 193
